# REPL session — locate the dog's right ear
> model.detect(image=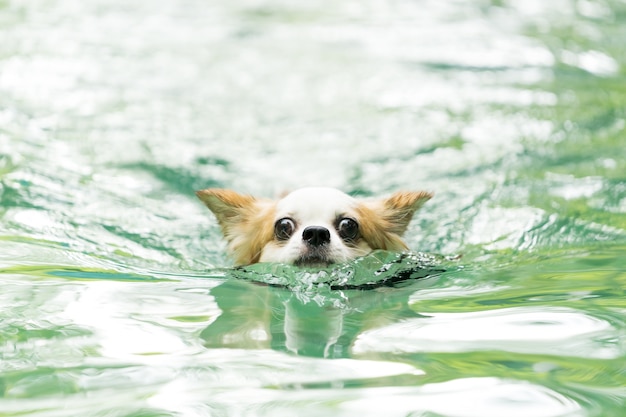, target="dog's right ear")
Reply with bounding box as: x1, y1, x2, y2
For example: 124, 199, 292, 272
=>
196, 188, 275, 265
195, 188, 257, 232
